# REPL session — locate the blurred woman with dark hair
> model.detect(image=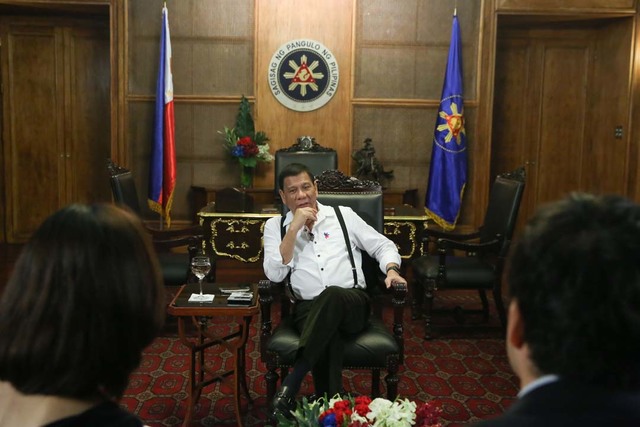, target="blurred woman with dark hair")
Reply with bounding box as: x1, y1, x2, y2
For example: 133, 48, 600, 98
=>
0, 203, 164, 426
